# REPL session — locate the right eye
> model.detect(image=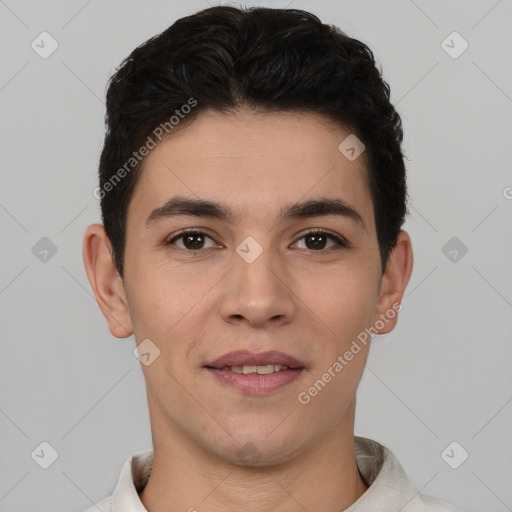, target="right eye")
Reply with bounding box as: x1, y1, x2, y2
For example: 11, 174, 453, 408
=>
166, 230, 219, 251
